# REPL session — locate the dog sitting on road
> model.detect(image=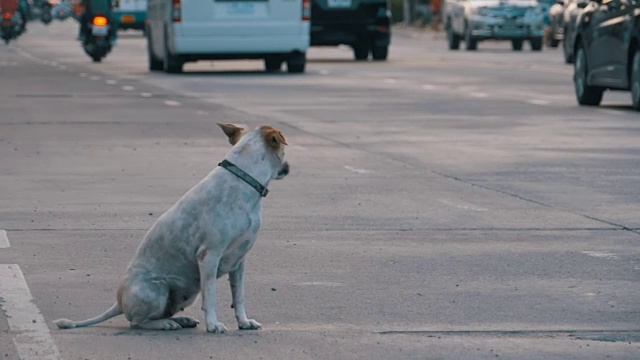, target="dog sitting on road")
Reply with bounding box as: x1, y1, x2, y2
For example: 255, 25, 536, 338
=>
54, 123, 289, 333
